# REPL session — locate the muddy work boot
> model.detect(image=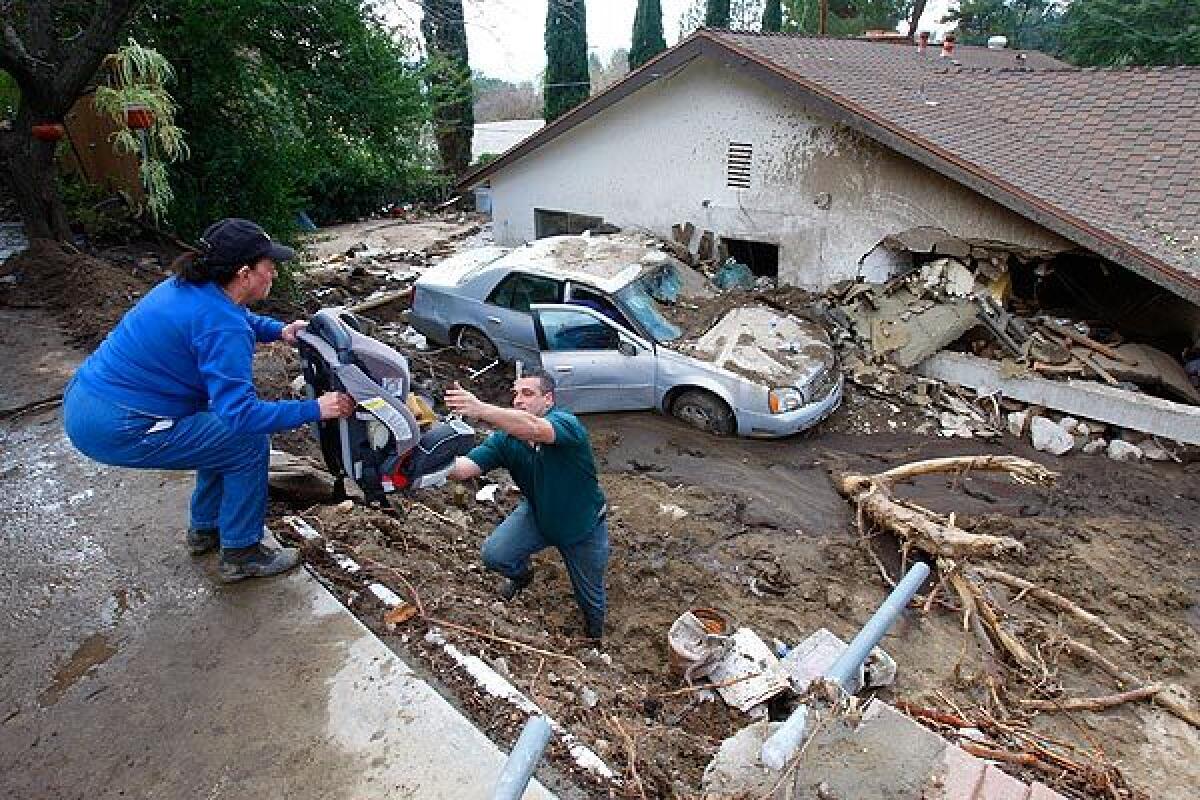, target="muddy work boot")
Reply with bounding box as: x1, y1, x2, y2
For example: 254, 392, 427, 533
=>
187, 527, 220, 556
218, 542, 302, 583
498, 569, 534, 602
585, 617, 604, 642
